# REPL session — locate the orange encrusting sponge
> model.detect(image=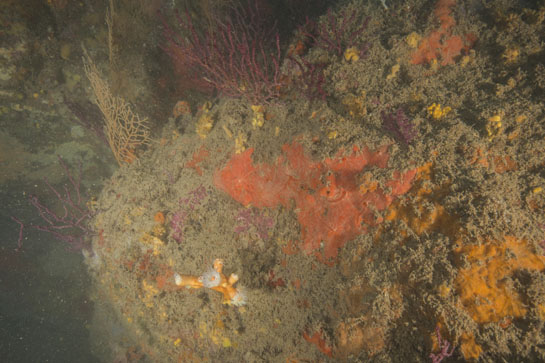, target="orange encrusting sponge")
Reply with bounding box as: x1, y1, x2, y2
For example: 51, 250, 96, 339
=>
214, 142, 417, 260
376, 163, 544, 360
410, 0, 476, 66
455, 236, 545, 324
382, 163, 462, 240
